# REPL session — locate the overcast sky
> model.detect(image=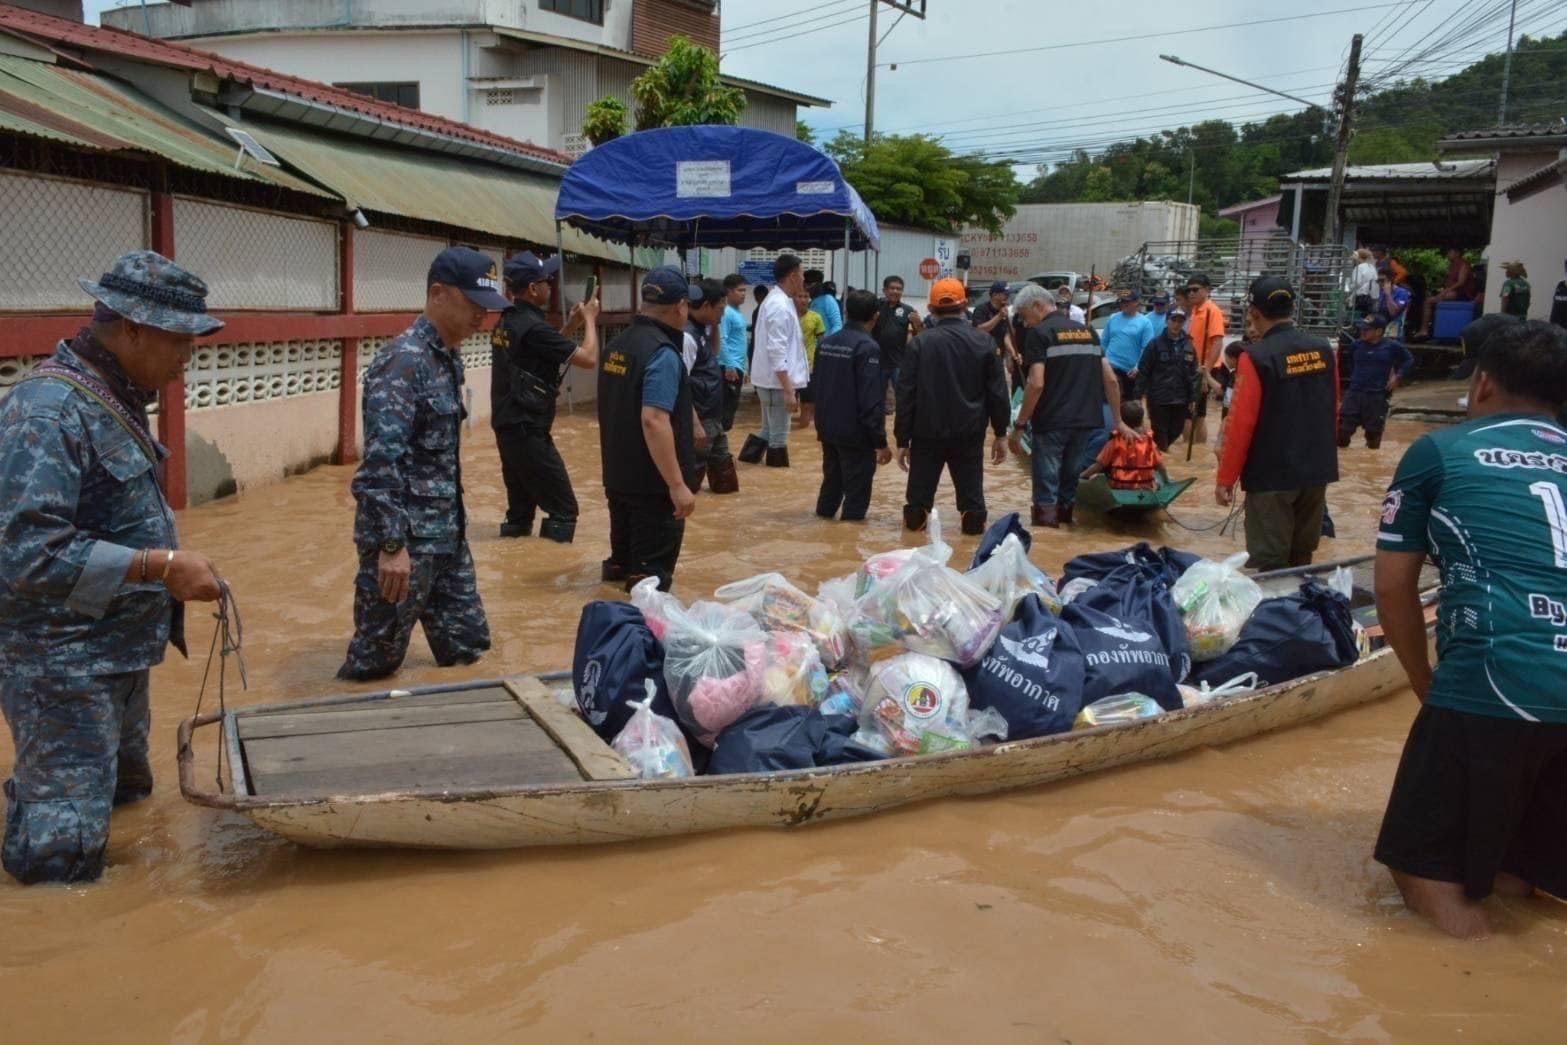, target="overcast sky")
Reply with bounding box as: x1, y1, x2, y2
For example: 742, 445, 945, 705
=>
85, 0, 1560, 178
